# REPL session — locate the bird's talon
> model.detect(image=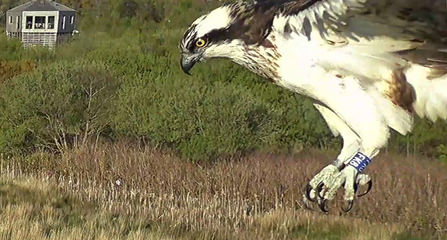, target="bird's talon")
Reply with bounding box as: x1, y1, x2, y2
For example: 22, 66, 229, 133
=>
317, 182, 325, 199
303, 165, 361, 213
319, 199, 329, 212
341, 200, 354, 212
304, 183, 317, 202
357, 180, 372, 197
